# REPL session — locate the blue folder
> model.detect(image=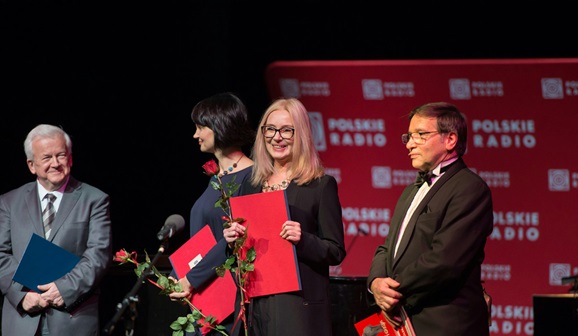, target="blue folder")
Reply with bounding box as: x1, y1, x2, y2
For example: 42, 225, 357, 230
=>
13, 233, 80, 293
